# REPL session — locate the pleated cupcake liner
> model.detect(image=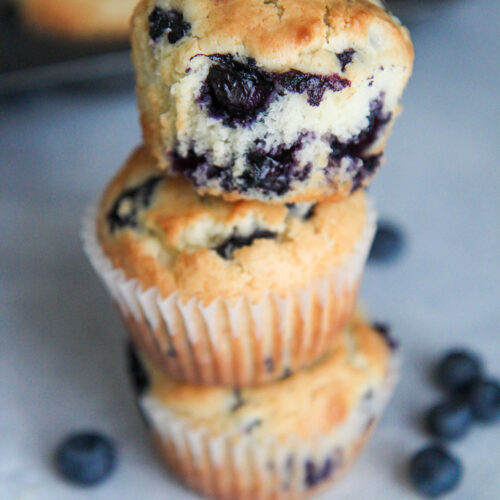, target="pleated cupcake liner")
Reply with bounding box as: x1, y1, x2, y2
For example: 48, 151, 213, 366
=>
82, 197, 376, 386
